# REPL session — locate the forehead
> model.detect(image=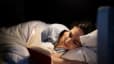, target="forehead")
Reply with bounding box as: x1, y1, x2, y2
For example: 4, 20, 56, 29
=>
63, 31, 70, 36
71, 27, 82, 32
70, 26, 84, 35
